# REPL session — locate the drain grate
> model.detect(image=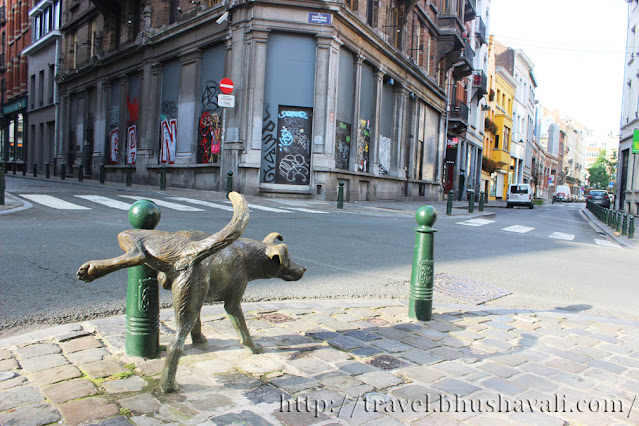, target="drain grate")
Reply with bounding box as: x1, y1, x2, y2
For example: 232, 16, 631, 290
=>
258, 313, 295, 324
433, 273, 512, 305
